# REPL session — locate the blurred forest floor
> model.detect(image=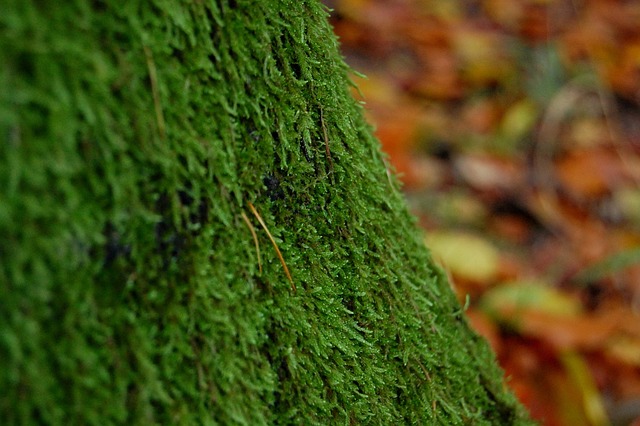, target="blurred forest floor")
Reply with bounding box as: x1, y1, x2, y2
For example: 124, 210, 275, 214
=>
325, 0, 640, 424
